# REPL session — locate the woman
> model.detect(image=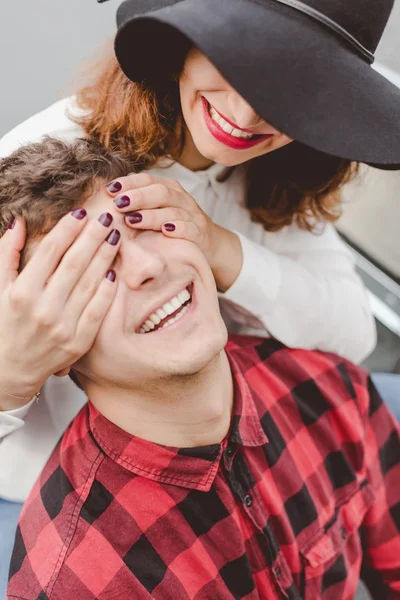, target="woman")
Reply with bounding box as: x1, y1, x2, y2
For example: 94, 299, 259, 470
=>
1, 0, 400, 593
